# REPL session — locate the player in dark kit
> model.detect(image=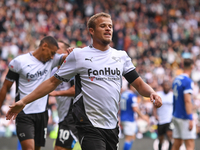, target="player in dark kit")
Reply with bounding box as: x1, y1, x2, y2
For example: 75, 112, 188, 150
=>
6, 13, 162, 150
0, 36, 71, 150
